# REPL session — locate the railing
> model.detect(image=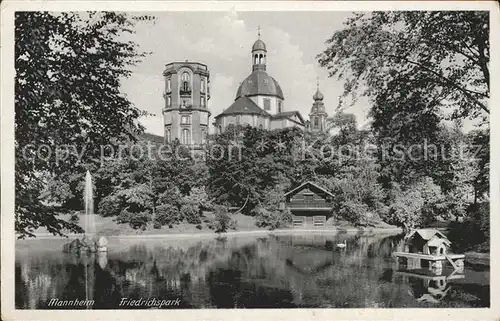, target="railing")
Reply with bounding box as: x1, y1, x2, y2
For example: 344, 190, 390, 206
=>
287, 202, 332, 209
